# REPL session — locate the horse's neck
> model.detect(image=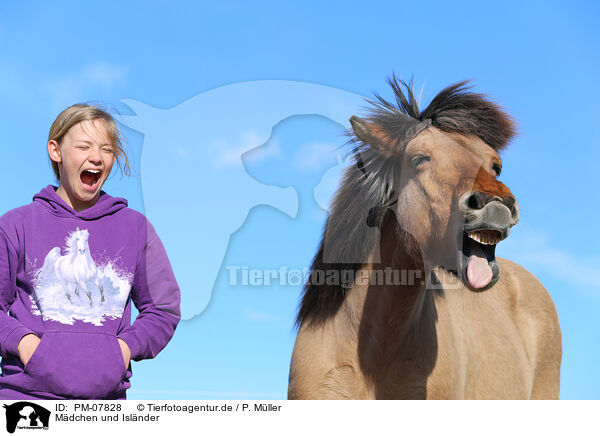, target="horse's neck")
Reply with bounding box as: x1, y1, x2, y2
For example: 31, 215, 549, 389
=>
352, 218, 430, 368
355, 272, 428, 356
69, 250, 82, 260
69, 250, 94, 267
